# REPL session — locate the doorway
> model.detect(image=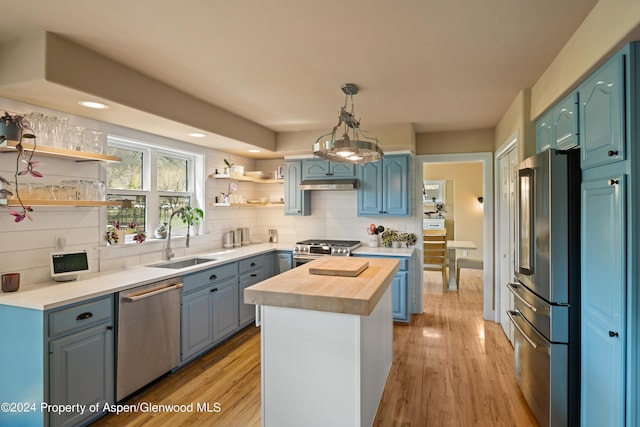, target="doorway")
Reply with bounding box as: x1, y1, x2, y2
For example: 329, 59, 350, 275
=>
415, 153, 494, 320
